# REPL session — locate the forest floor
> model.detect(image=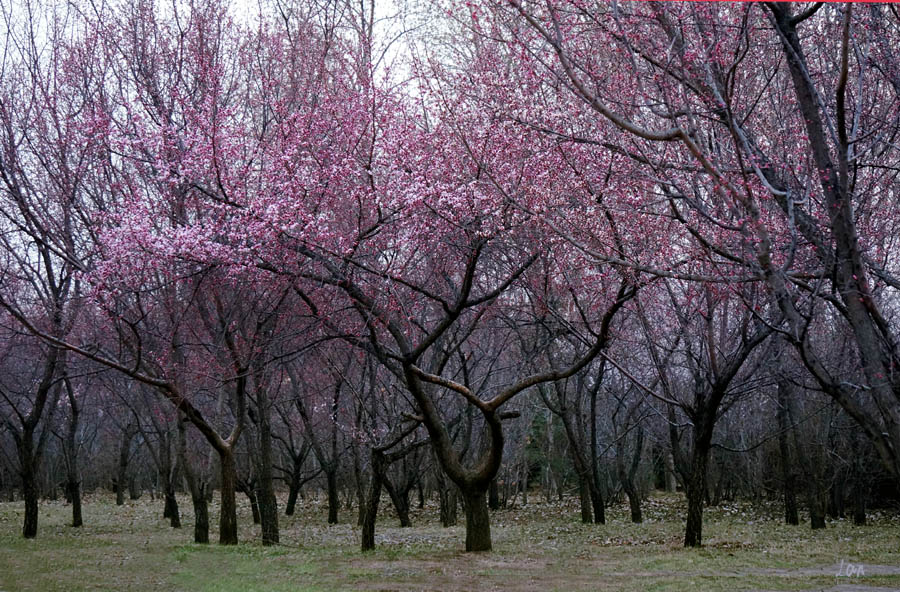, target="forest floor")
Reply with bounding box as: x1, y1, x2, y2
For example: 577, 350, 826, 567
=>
0, 490, 899, 591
